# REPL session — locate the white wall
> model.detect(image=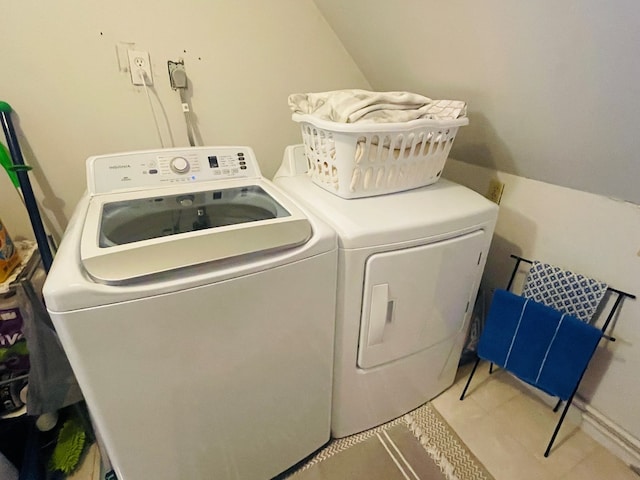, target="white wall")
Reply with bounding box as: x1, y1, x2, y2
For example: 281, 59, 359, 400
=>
313, 0, 640, 204
444, 158, 640, 446
0, 0, 370, 240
